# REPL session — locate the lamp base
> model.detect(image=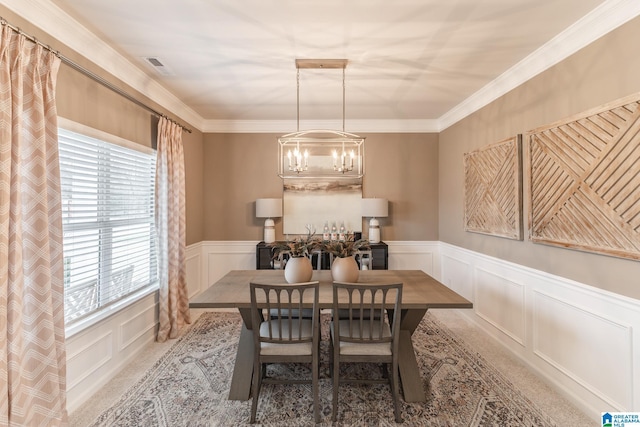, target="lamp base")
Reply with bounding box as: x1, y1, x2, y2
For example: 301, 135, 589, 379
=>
368, 218, 381, 244
264, 218, 276, 243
